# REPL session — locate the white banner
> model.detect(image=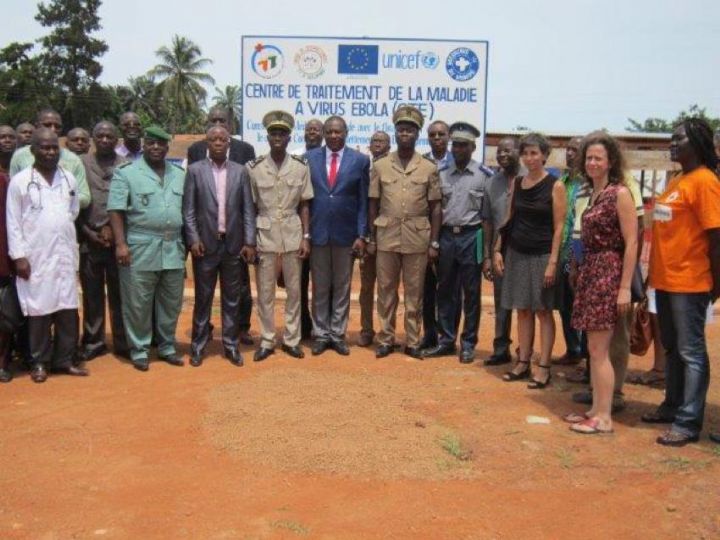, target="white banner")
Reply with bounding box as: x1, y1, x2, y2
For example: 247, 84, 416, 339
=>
241, 36, 489, 159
